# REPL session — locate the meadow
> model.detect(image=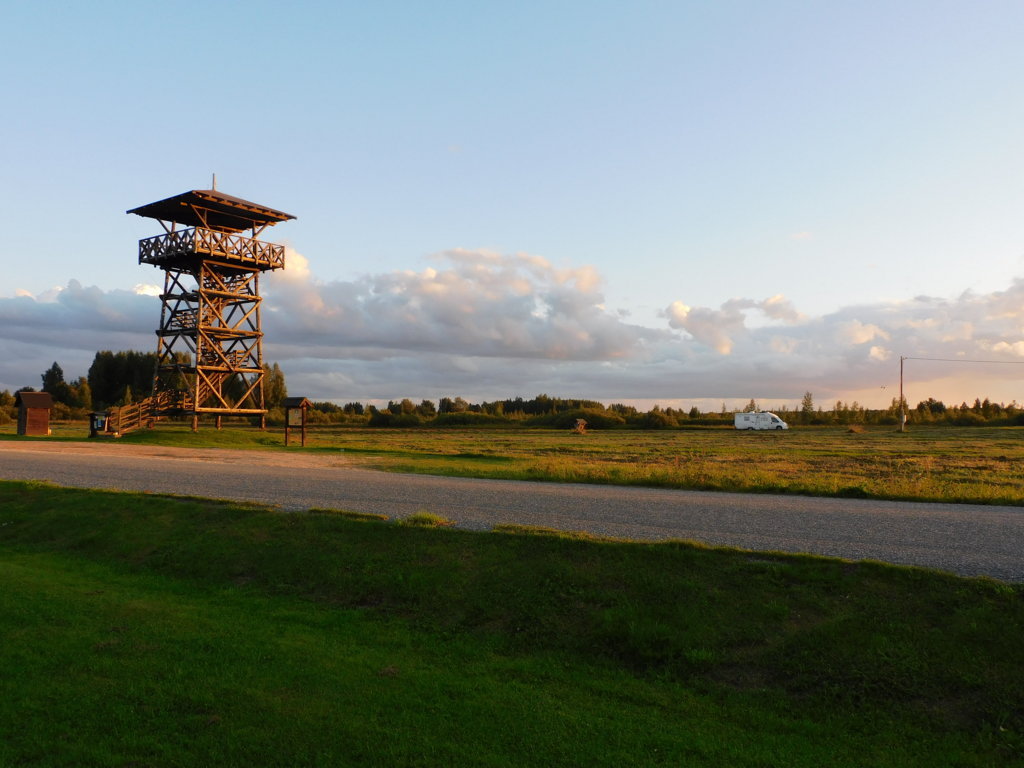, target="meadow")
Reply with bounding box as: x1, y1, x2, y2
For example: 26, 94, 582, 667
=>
10, 421, 1024, 505
1, 480, 1021, 767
